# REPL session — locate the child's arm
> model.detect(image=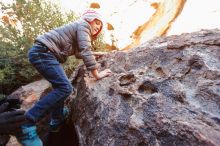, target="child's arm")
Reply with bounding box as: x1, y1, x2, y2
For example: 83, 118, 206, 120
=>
76, 23, 112, 80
